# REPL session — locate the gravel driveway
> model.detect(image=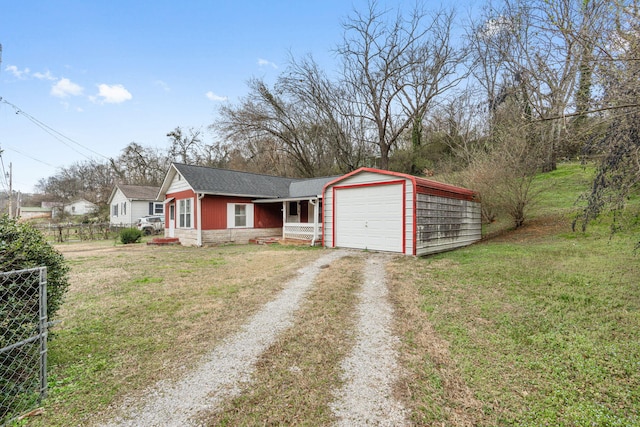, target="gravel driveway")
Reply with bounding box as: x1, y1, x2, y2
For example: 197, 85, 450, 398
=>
100, 250, 406, 426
